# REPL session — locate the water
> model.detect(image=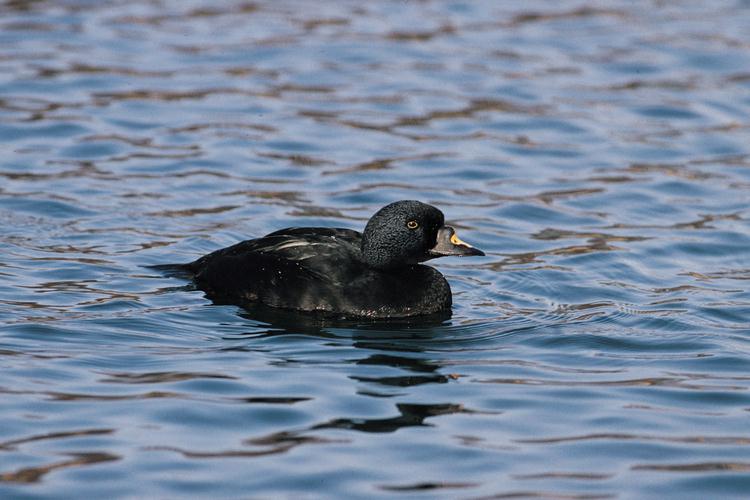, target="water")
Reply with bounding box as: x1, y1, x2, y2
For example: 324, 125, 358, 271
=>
1, 0, 749, 498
